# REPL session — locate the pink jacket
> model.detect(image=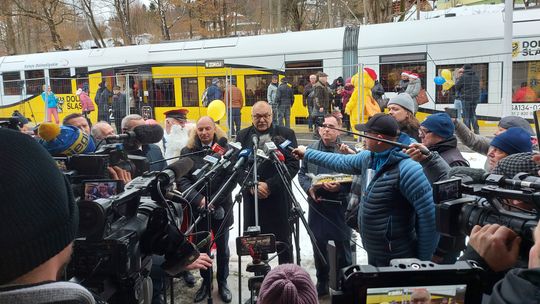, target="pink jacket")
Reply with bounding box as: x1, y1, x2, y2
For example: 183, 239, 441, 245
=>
79, 91, 95, 112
